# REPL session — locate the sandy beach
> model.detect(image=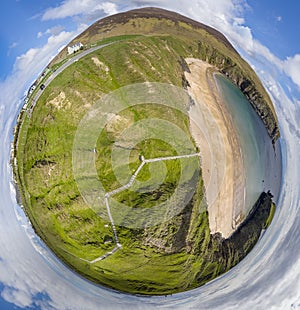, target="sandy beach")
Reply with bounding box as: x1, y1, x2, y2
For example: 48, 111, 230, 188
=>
185, 58, 245, 238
